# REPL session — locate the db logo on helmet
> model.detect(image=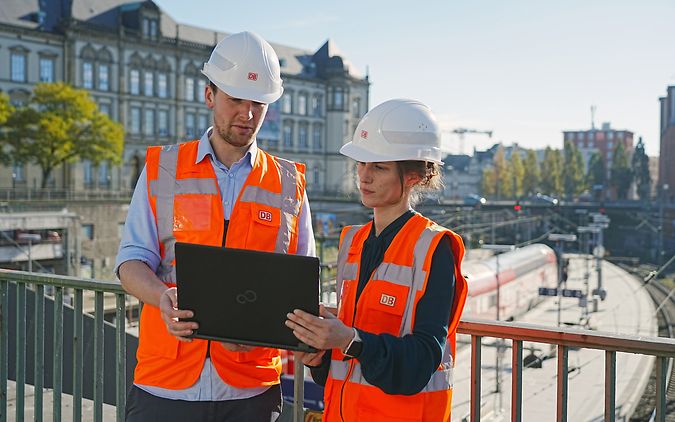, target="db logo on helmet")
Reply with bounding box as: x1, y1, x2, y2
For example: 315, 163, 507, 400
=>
360, 130, 368, 139
258, 210, 273, 222
248, 72, 258, 81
